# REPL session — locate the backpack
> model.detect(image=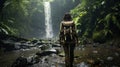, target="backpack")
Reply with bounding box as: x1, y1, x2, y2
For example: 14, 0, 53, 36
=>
60, 21, 76, 43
